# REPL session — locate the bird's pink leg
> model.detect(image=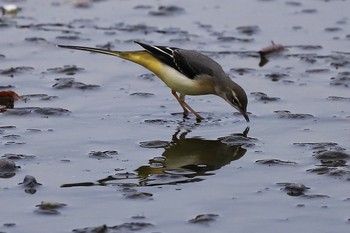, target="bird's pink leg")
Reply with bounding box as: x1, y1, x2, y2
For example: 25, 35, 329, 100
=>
171, 90, 203, 121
